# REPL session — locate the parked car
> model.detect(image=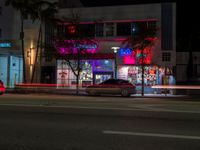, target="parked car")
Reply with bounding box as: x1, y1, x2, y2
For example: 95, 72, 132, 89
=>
85, 79, 136, 97
0, 80, 6, 95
